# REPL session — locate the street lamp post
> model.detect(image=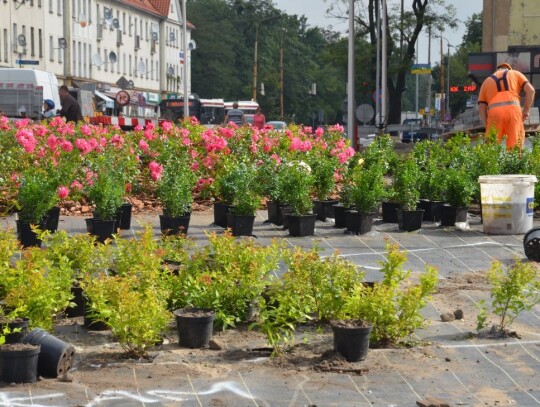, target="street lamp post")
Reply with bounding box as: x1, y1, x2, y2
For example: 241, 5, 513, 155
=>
436, 34, 455, 121
252, 15, 280, 102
